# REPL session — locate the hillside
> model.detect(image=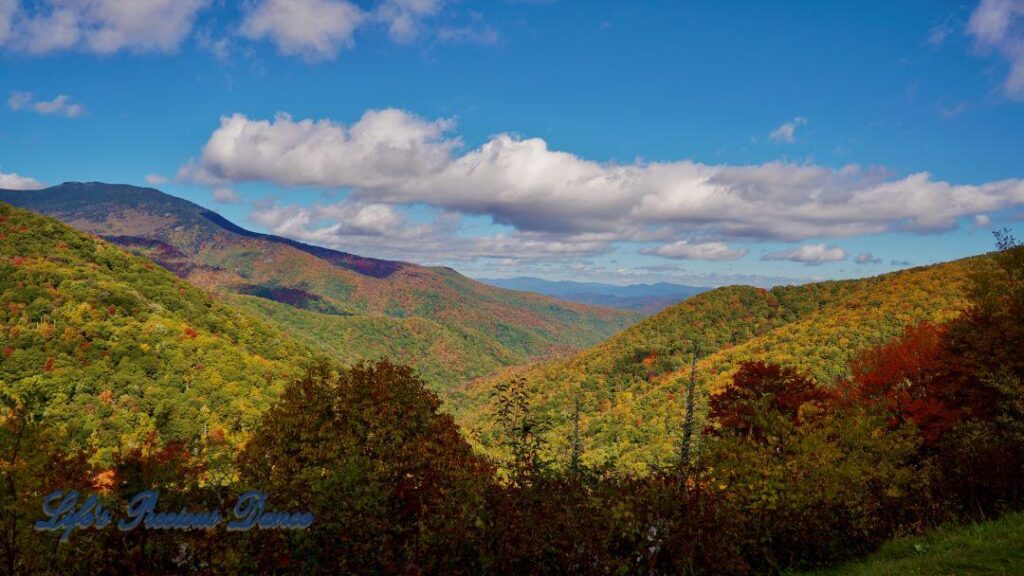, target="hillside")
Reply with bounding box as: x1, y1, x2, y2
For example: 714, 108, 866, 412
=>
0, 203, 309, 468
0, 183, 638, 393
478, 276, 708, 314
457, 257, 978, 472
795, 512, 1024, 576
